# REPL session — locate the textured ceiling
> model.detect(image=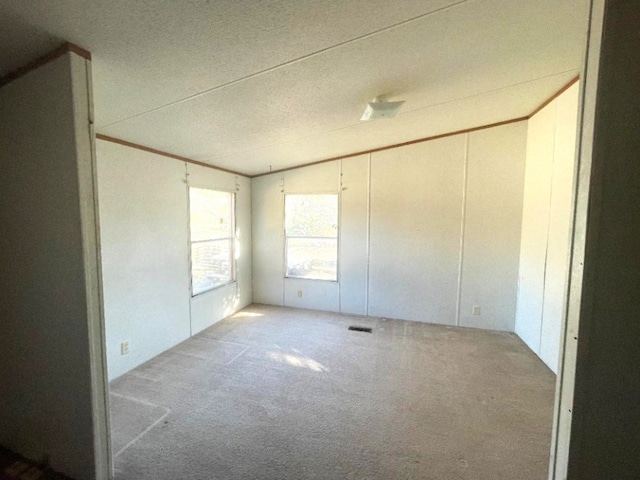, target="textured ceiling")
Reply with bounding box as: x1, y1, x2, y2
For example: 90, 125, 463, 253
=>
0, 0, 588, 176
